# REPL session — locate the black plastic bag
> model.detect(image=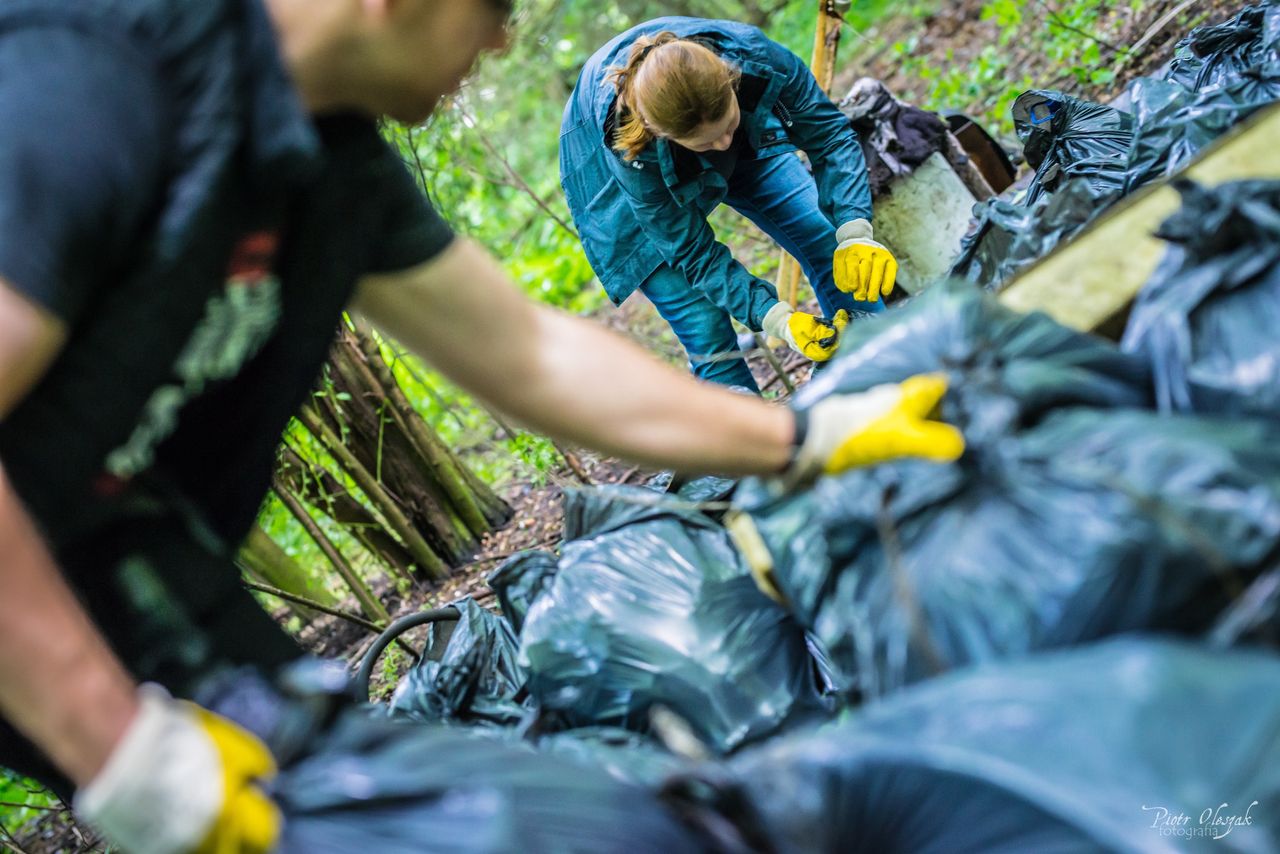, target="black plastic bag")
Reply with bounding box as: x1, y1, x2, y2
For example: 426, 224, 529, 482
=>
1012, 89, 1135, 206
487, 550, 559, 635
710, 639, 1280, 853
735, 285, 1280, 697
950, 91, 1132, 287
518, 486, 826, 753
1122, 180, 1280, 417
1163, 3, 1280, 93
389, 598, 528, 726
952, 178, 1122, 290
1124, 65, 1280, 192
196, 662, 706, 854
796, 280, 1151, 443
